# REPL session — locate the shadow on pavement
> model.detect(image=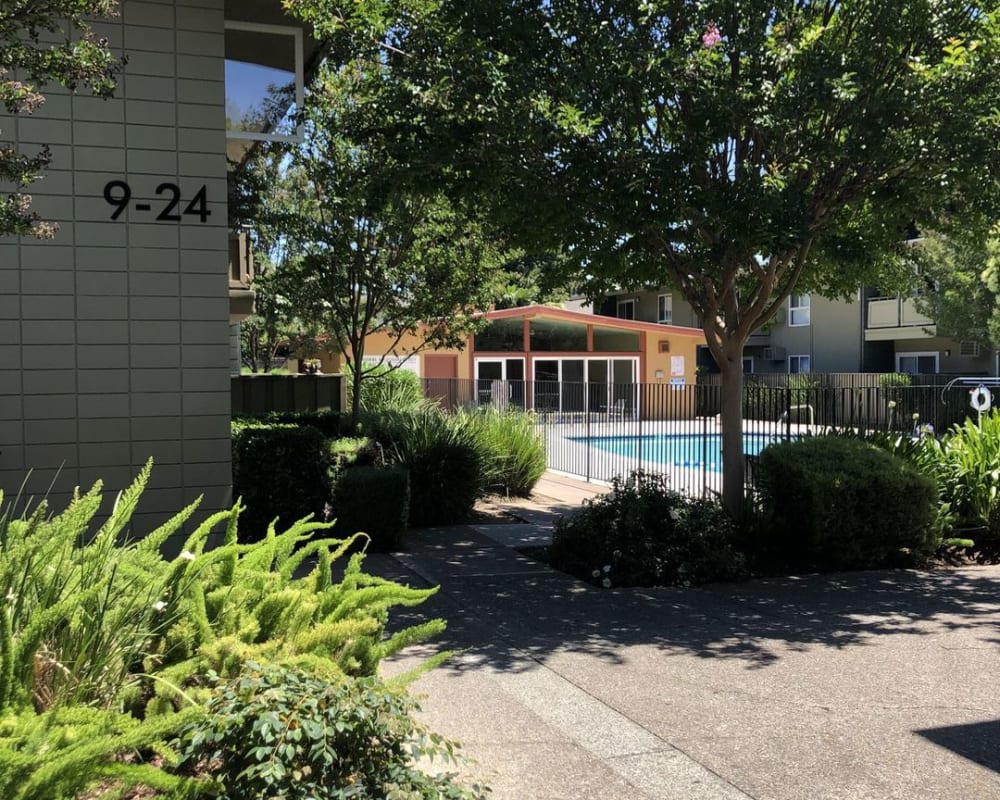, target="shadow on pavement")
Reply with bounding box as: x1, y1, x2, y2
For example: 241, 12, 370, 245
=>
380, 527, 1000, 674
916, 719, 1000, 774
